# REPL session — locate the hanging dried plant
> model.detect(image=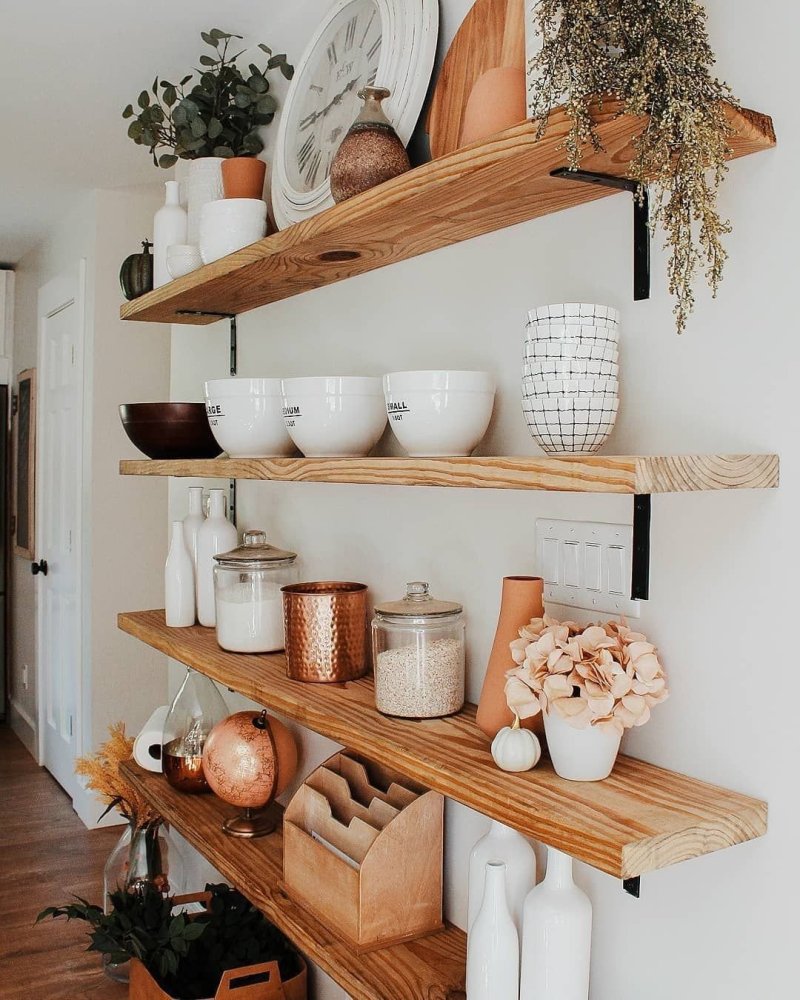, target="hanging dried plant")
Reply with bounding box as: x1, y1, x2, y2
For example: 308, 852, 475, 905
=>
75, 722, 161, 827
529, 0, 736, 332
